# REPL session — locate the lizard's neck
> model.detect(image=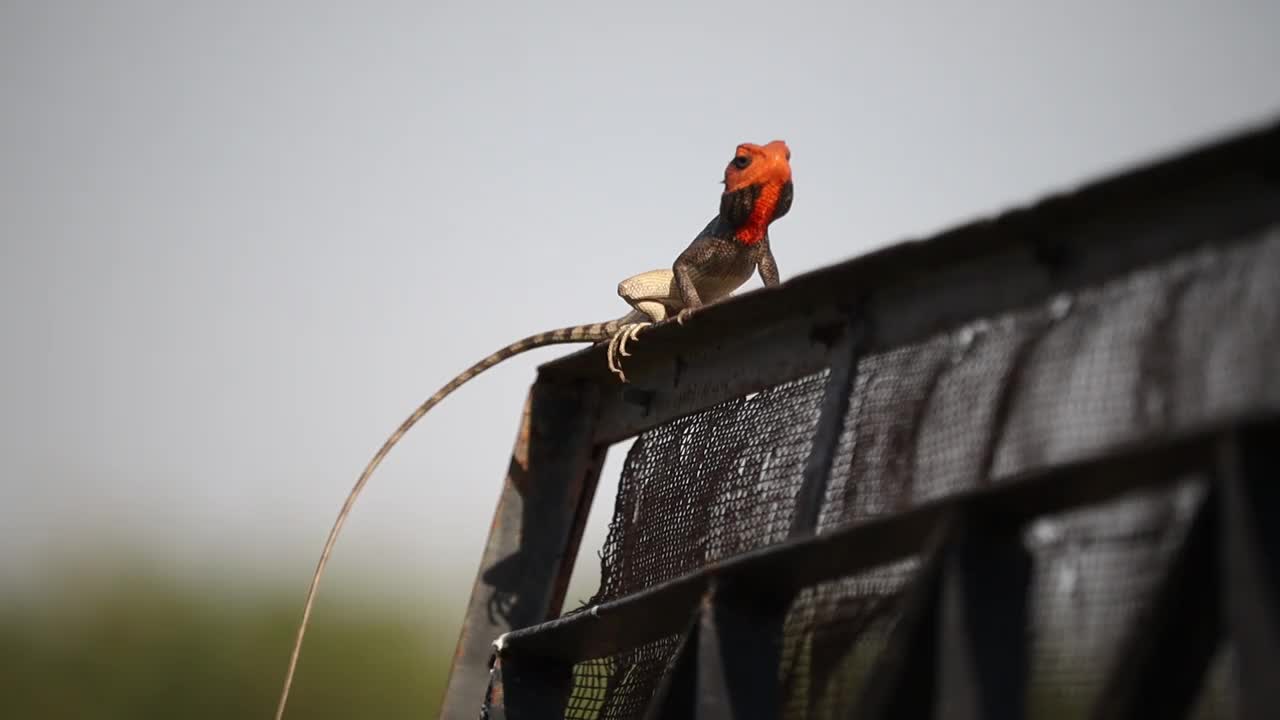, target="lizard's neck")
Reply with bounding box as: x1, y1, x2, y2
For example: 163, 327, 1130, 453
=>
732, 181, 783, 245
